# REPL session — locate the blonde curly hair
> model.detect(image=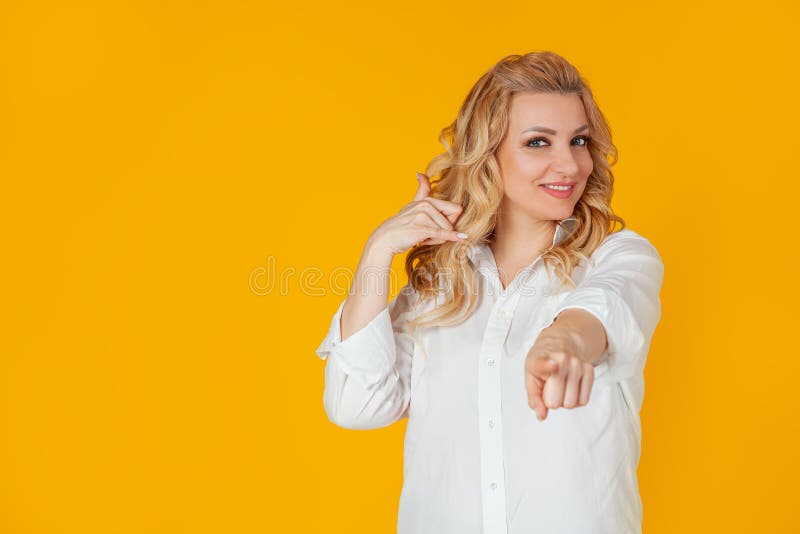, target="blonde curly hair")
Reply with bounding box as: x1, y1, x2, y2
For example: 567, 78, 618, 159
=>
404, 50, 626, 333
